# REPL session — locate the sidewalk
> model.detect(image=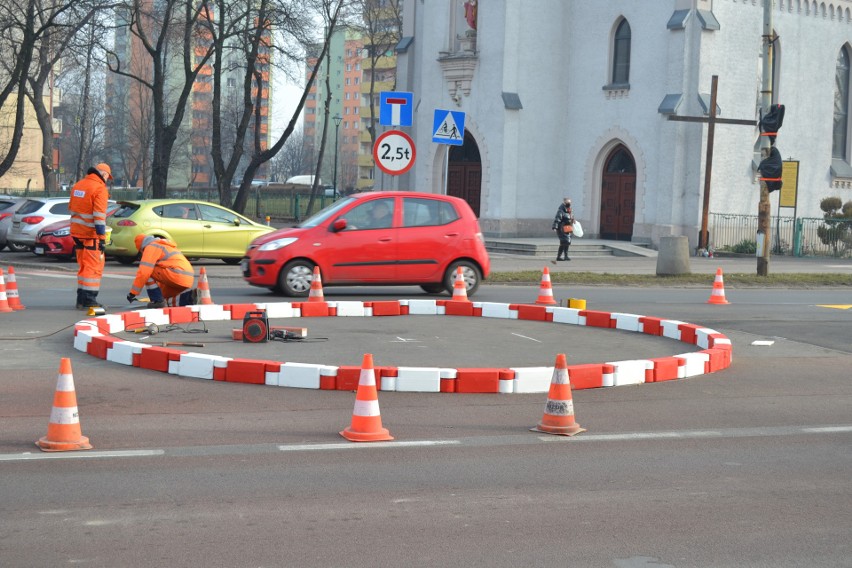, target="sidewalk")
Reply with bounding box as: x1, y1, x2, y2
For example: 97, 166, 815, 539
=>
2, 247, 851, 277
486, 237, 852, 275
